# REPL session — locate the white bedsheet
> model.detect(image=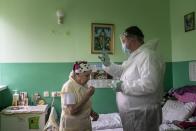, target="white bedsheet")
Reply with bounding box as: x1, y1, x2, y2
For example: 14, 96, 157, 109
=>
92, 113, 122, 131
93, 128, 123, 131
92, 113, 196, 131
159, 123, 183, 131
